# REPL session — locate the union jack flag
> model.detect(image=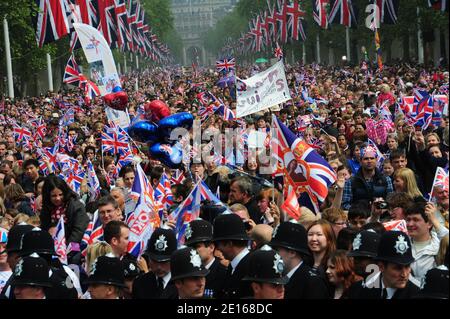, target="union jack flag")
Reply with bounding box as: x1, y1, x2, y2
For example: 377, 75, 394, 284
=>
63, 54, 82, 86
101, 126, 130, 155
81, 210, 103, 257
374, 0, 399, 25
114, 150, 134, 176
33, 119, 47, 141
216, 58, 236, 73
13, 125, 32, 143
37, 145, 59, 176
274, 0, 289, 43
170, 169, 186, 185
59, 107, 75, 126
76, 0, 99, 27
128, 164, 156, 216
430, 167, 449, 200
274, 42, 284, 60
197, 92, 223, 122
33, 0, 70, 48
86, 160, 100, 201
53, 216, 68, 264
272, 115, 336, 213
169, 181, 223, 244
114, 0, 131, 51
58, 155, 85, 194
412, 89, 433, 129
287, 0, 306, 41
328, 0, 358, 28
313, 0, 329, 29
